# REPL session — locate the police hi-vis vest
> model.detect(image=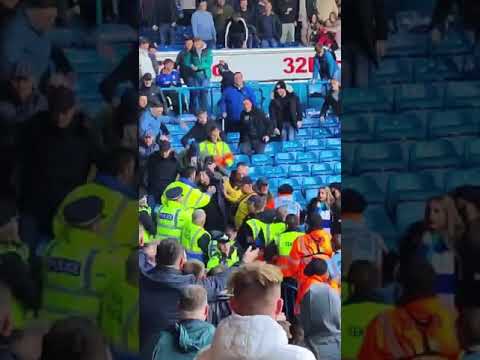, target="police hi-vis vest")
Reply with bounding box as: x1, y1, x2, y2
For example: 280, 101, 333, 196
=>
139, 203, 154, 244
264, 222, 287, 246
156, 201, 191, 241
342, 301, 393, 359
54, 182, 137, 248
99, 280, 139, 354
180, 223, 210, 262
161, 181, 210, 209
199, 140, 234, 168
41, 230, 124, 322
246, 218, 266, 247
207, 247, 239, 270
